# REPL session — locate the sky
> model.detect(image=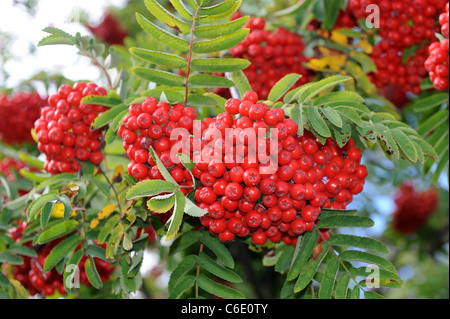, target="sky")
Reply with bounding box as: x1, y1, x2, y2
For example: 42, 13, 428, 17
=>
0, 0, 127, 93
